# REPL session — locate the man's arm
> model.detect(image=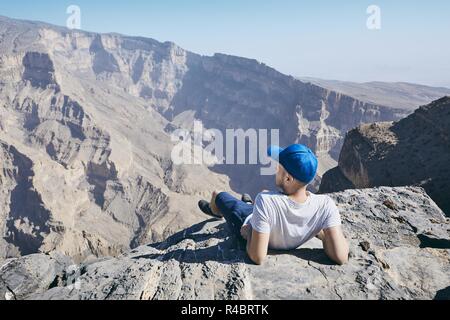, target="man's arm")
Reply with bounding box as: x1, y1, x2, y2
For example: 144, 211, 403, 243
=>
317, 226, 349, 265
246, 229, 270, 265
